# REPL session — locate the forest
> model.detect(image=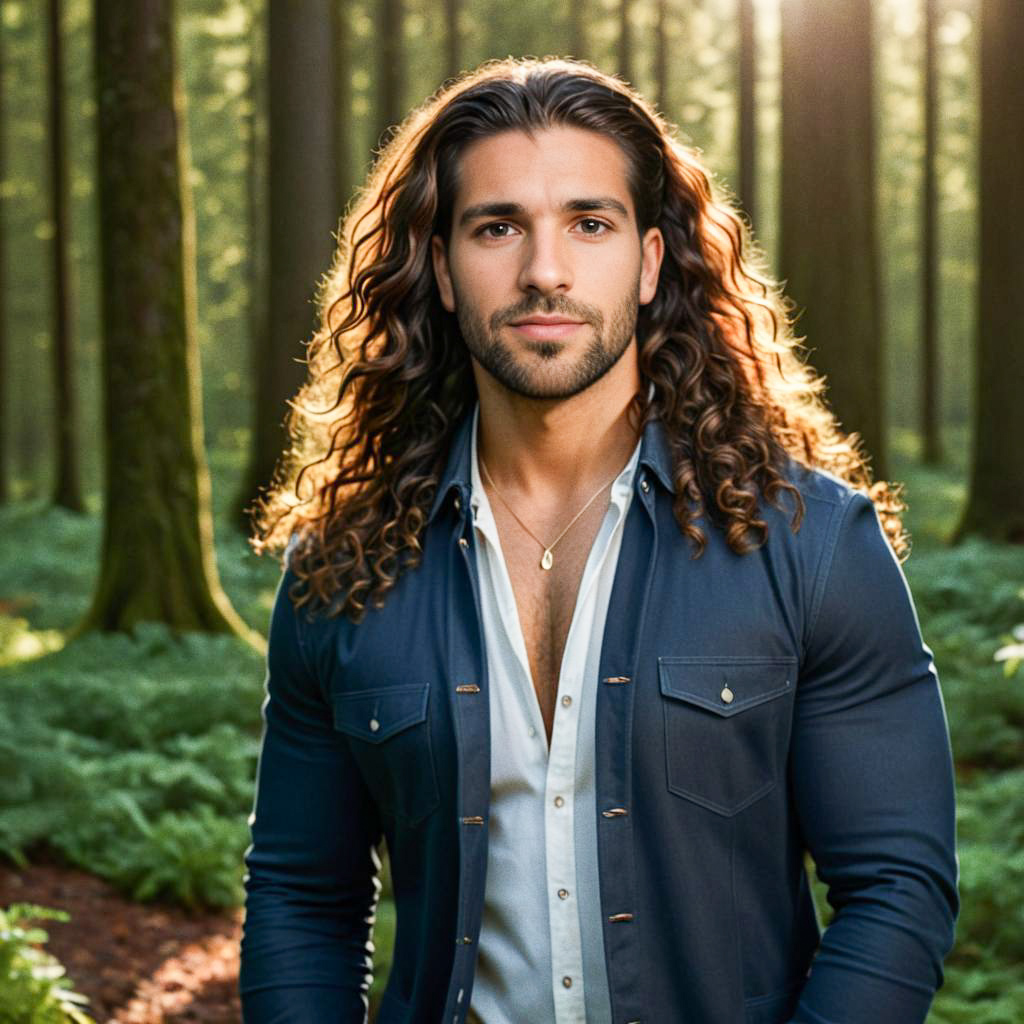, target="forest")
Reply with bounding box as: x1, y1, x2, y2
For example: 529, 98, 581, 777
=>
0, 0, 1022, 1021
